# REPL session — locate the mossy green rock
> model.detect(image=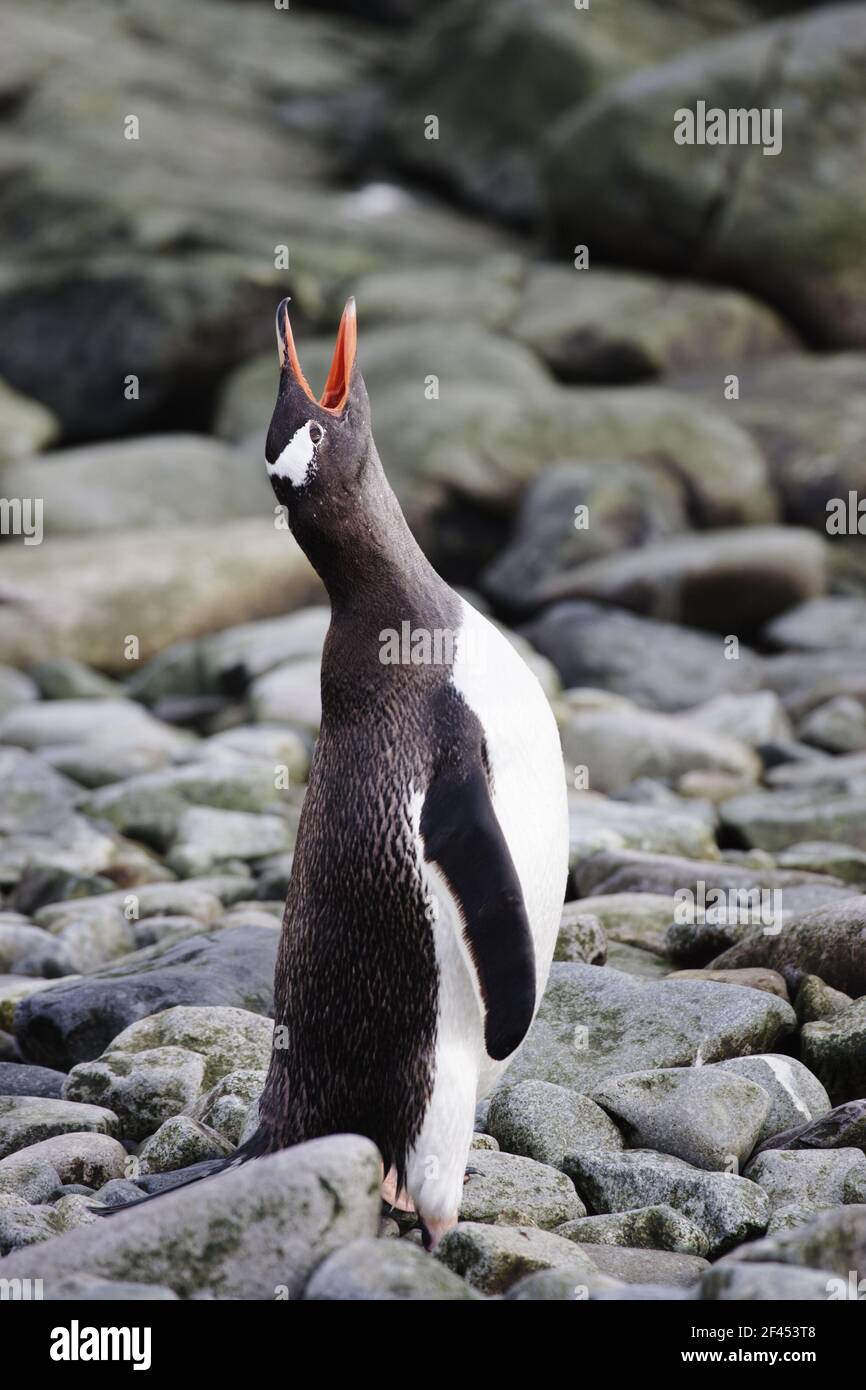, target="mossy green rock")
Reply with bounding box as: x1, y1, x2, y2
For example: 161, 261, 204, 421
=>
436, 1221, 601, 1295
304, 1237, 483, 1301
555, 1204, 709, 1257
563, 1149, 769, 1258
0, 1095, 118, 1159
487, 1080, 623, 1169
190, 1068, 267, 1145
459, 1149, 585, 1228
138, 1115, 234, 1174
801, 999, 866, 1105
546, 8, 866, 348
63, 1046, 206, 1142
0, 1135, 382, 1299
590, 1066, 771, 1171
503, 964, 795, 1094
105, 1005, 273, 1089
